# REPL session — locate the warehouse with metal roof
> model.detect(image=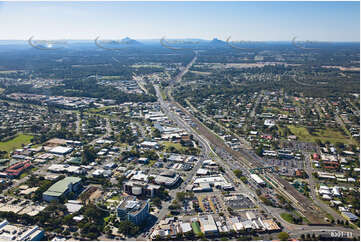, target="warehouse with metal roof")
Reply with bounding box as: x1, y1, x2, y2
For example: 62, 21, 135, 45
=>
43, 177, 82, 202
